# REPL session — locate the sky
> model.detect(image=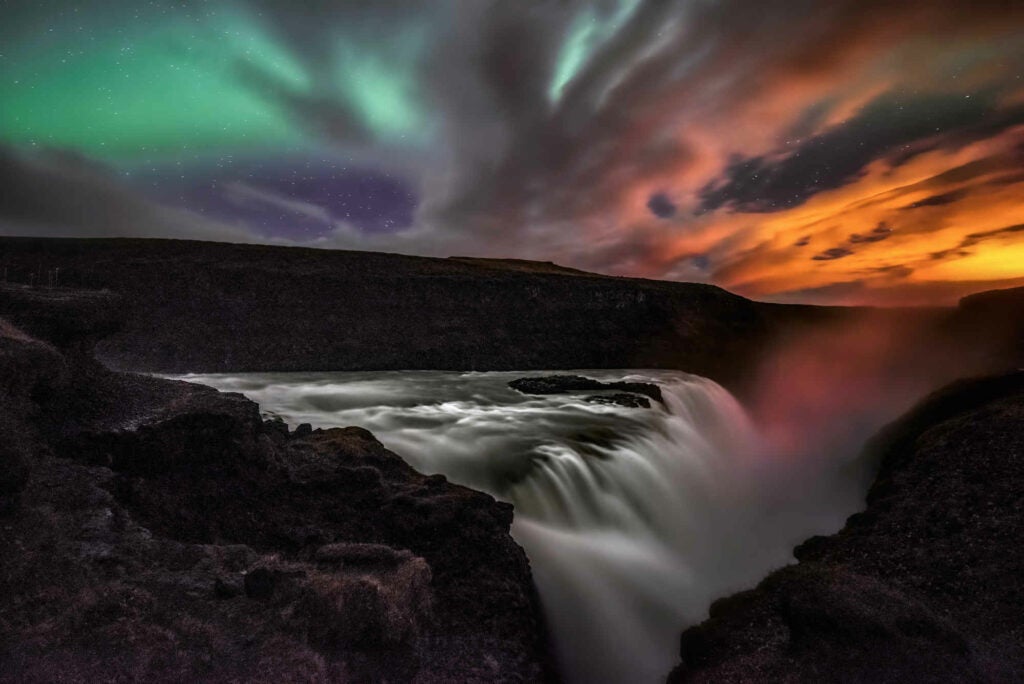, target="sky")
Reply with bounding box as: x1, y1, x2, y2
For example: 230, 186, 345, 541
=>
1, 0, 1023, 305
